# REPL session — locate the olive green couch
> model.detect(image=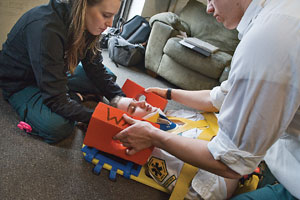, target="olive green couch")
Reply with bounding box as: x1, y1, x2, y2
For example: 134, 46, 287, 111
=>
145, 0, 239, 90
